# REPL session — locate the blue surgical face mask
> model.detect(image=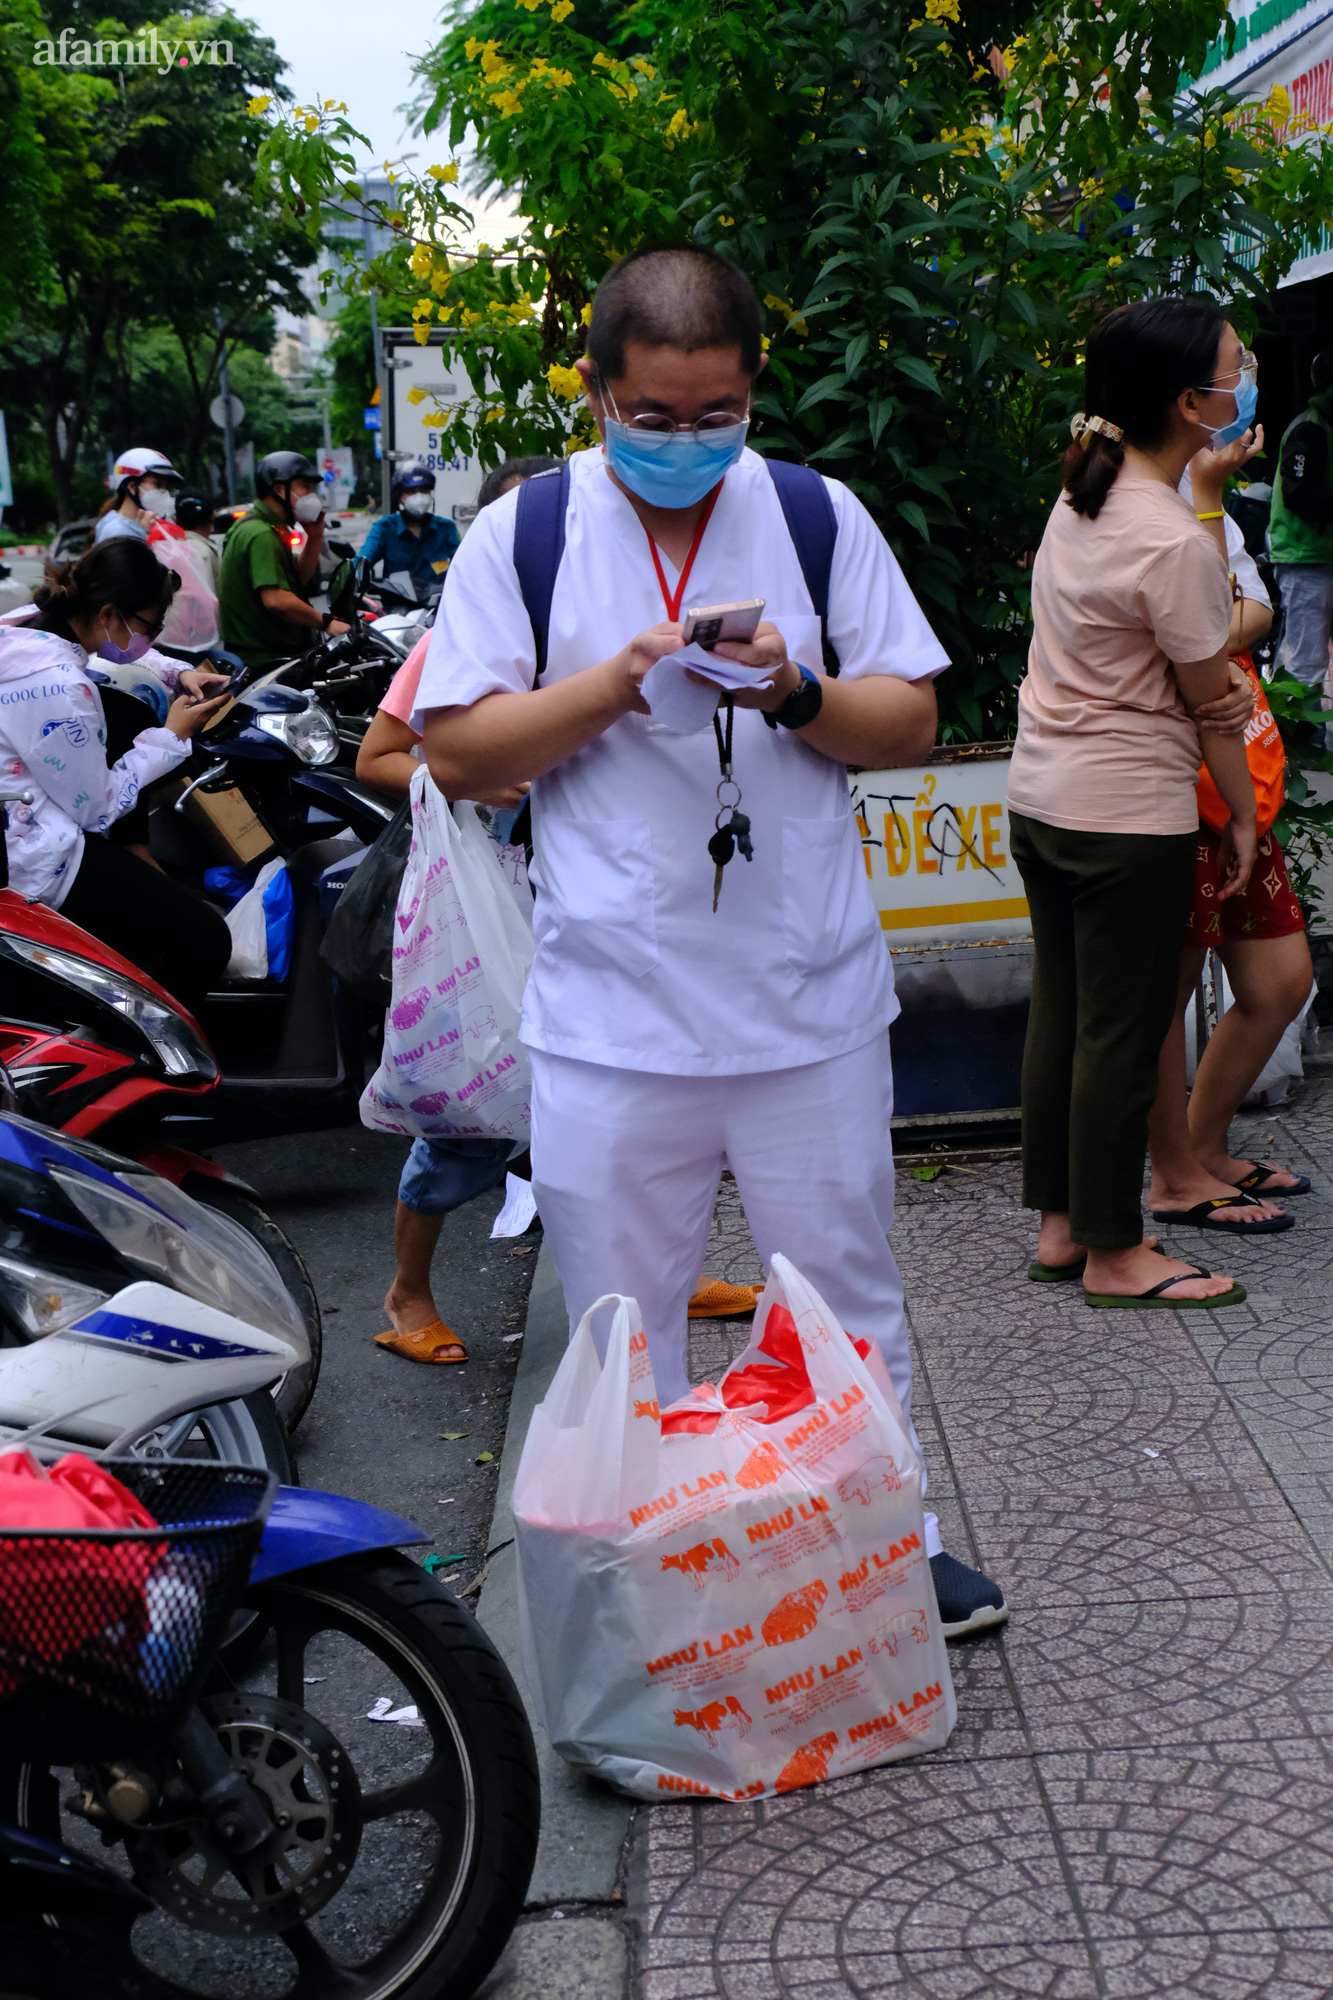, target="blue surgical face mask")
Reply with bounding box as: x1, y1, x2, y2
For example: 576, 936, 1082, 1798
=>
1210, 374, 1259, 448
601, 386, 750, 509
